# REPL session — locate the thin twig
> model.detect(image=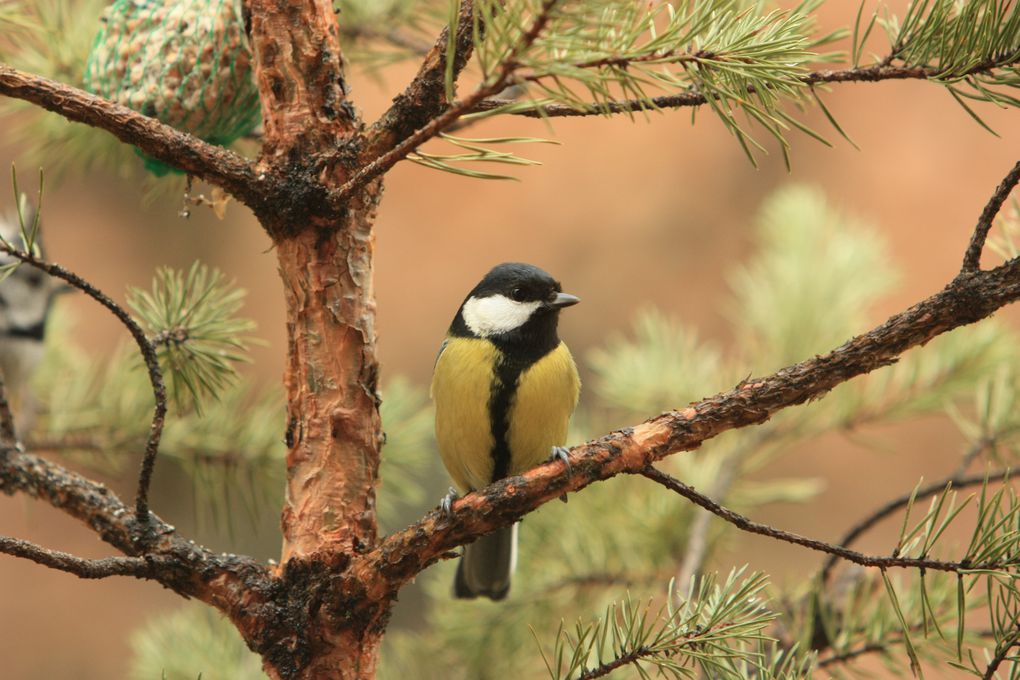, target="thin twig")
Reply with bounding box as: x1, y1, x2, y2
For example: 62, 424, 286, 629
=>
0, 65, 263, 211
982, 626, 1020, 680
470, 59, 1020, 118
640, 466, 1015, 575
816, 641, 888, 668
0, 536, 162, 579
577, 647, 653, 680
0, 243, 166, 524
0, 375, 17, 446
817, 628, 999, 670
819, 465, 1011, 583
963, 160, 1020, 272
676, 456, 739, 589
